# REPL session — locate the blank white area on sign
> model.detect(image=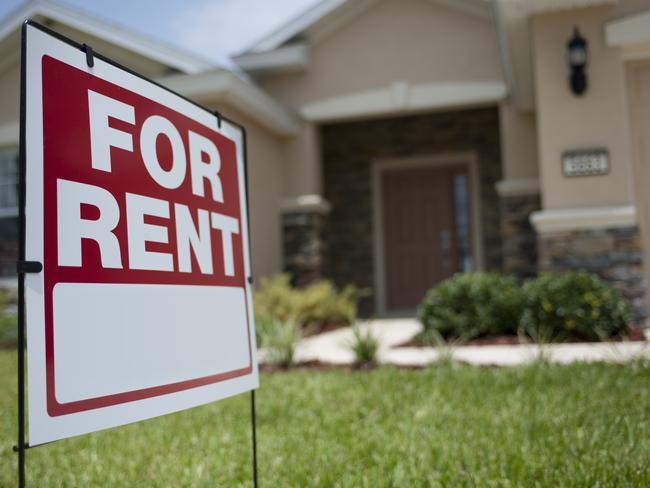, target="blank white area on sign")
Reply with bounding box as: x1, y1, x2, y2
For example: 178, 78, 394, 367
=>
53, 283, 250, 404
